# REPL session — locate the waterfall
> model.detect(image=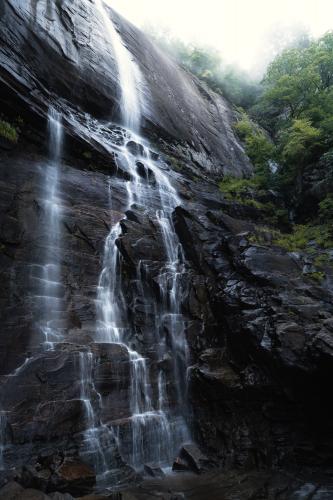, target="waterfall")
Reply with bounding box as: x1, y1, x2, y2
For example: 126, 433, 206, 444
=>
0, 2, 191, 483
77, 351, 114, 476
0, 412, 6, 470
95, 0, 141, 132
35, 108, 65, 349
93, 0, 190, 473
